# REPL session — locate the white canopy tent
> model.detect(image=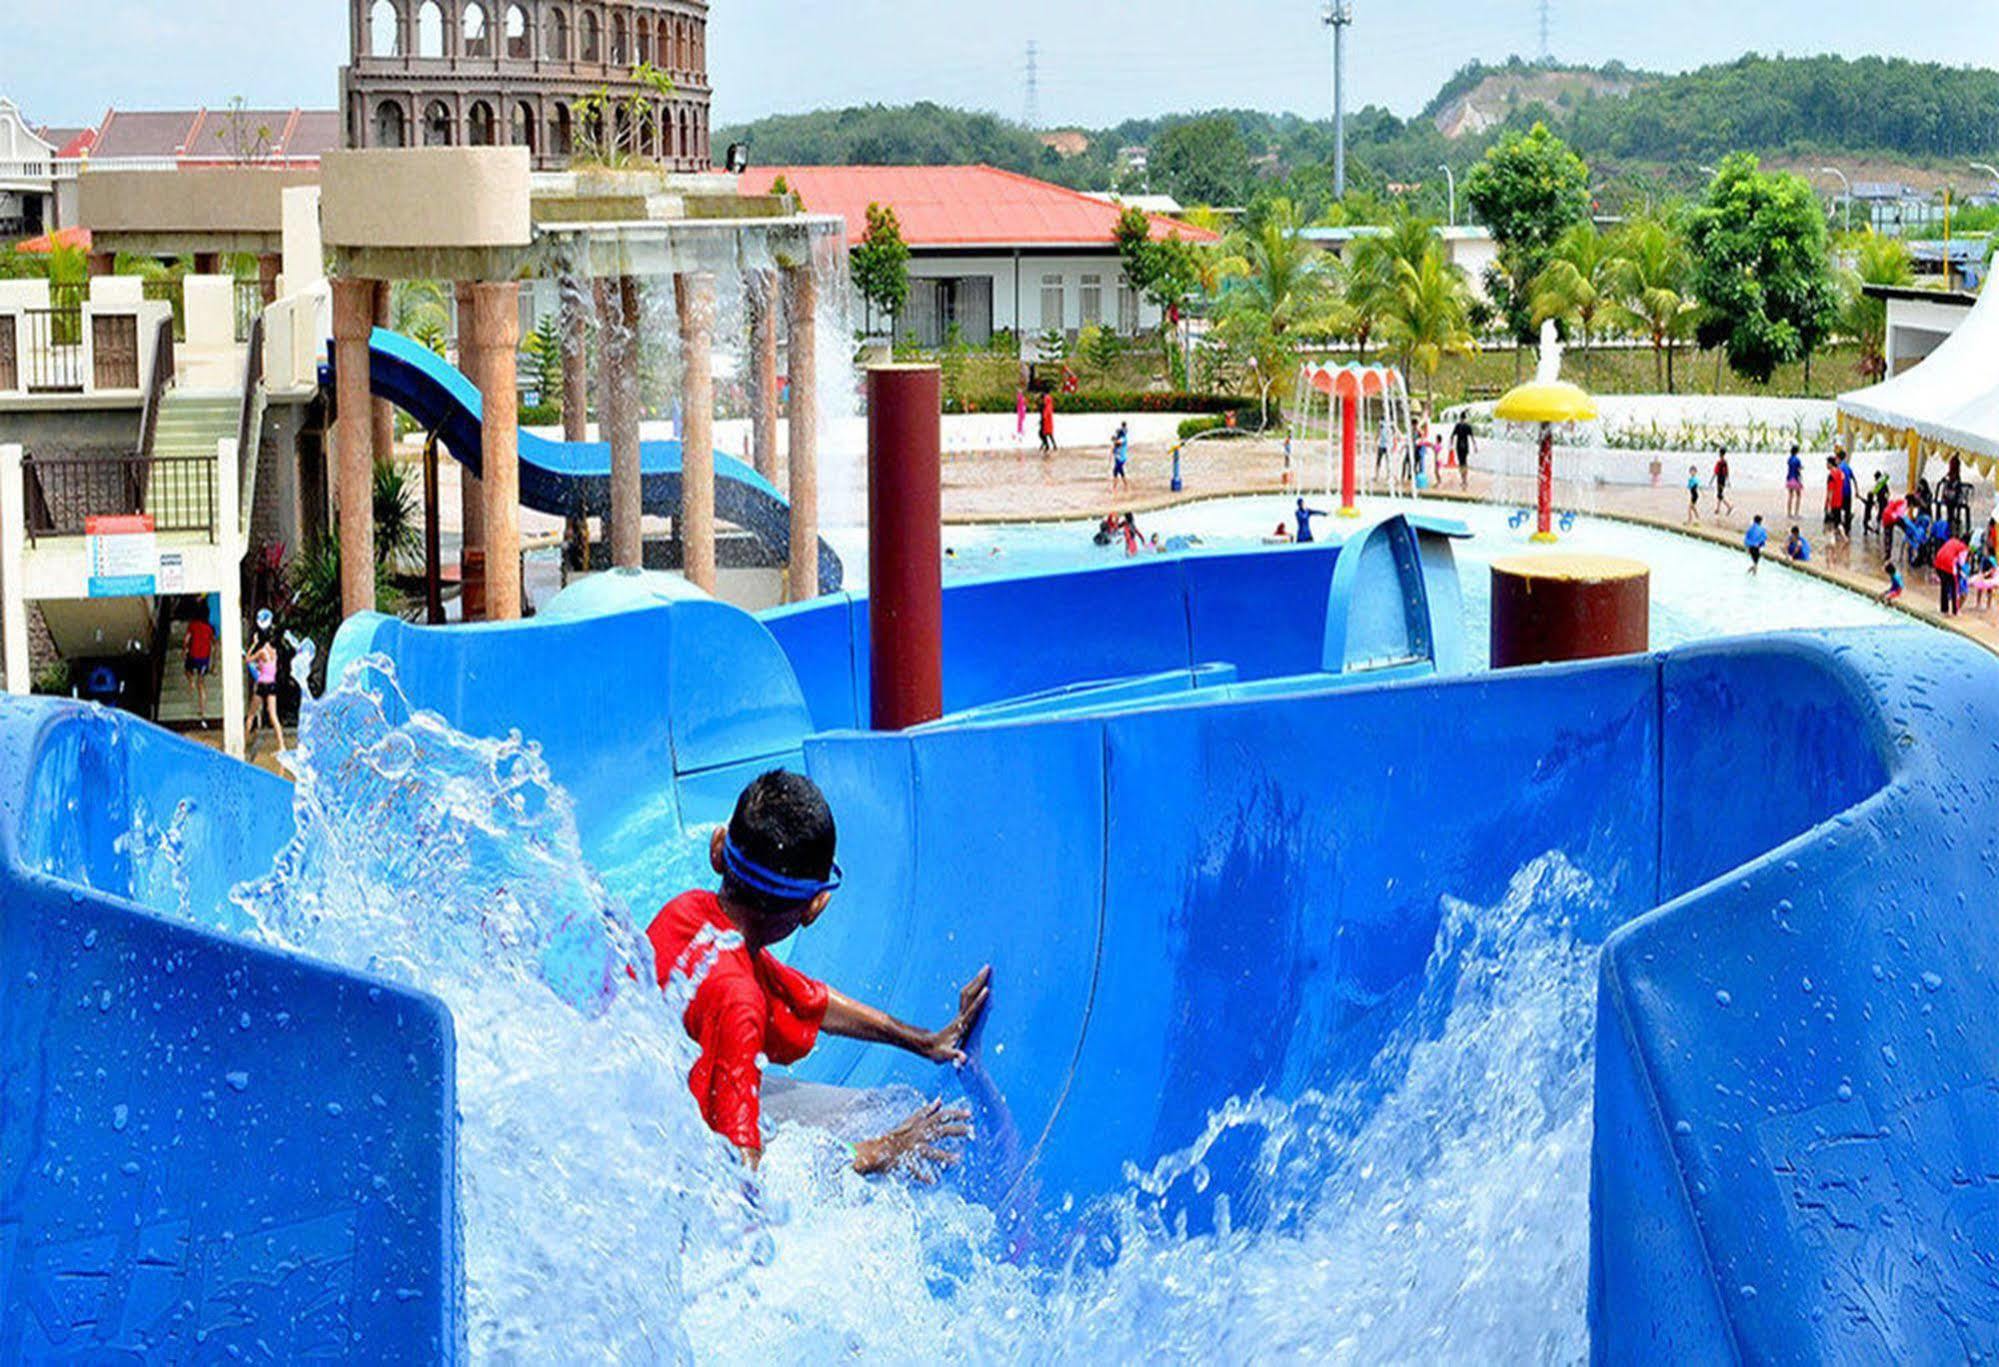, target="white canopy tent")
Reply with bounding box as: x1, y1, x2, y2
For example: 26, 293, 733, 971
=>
1838, 279, 1999, 484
